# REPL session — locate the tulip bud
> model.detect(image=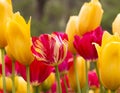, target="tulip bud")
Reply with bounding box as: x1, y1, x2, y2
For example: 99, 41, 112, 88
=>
77, 0, 103, 36
68, 56, 86, 91
112, 13, 120, 35
6, 12, 34, 65
40, 73, 55, 92
16, 76, 33, 93
65, 16, 79, 53
0, 76, 18, 92
0, 0, 13, 48
95, 31, 120, 90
